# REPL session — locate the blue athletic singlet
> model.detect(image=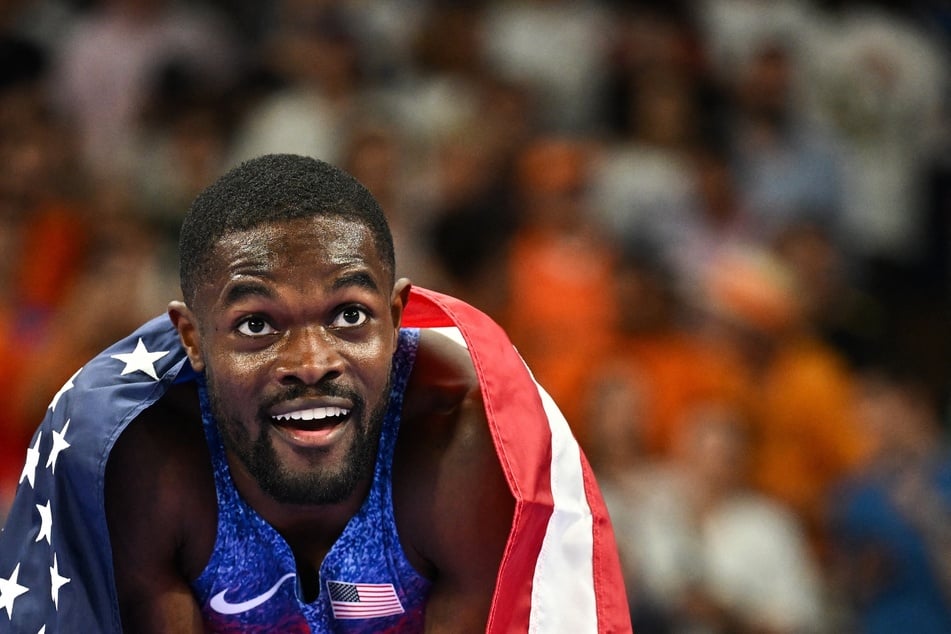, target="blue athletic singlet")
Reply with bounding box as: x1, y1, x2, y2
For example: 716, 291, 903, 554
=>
189, 328, 432, 633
